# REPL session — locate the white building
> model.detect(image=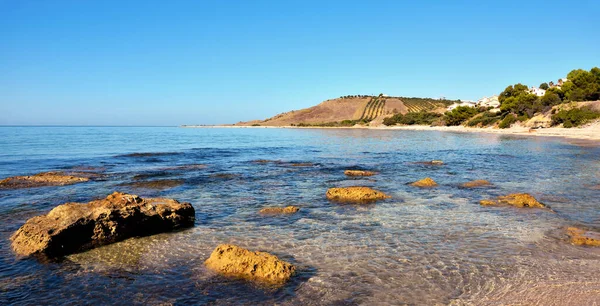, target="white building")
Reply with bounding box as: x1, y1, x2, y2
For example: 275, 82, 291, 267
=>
528, 87, 546, 97
477, 95, 500, 108
447, 101, 477, 111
